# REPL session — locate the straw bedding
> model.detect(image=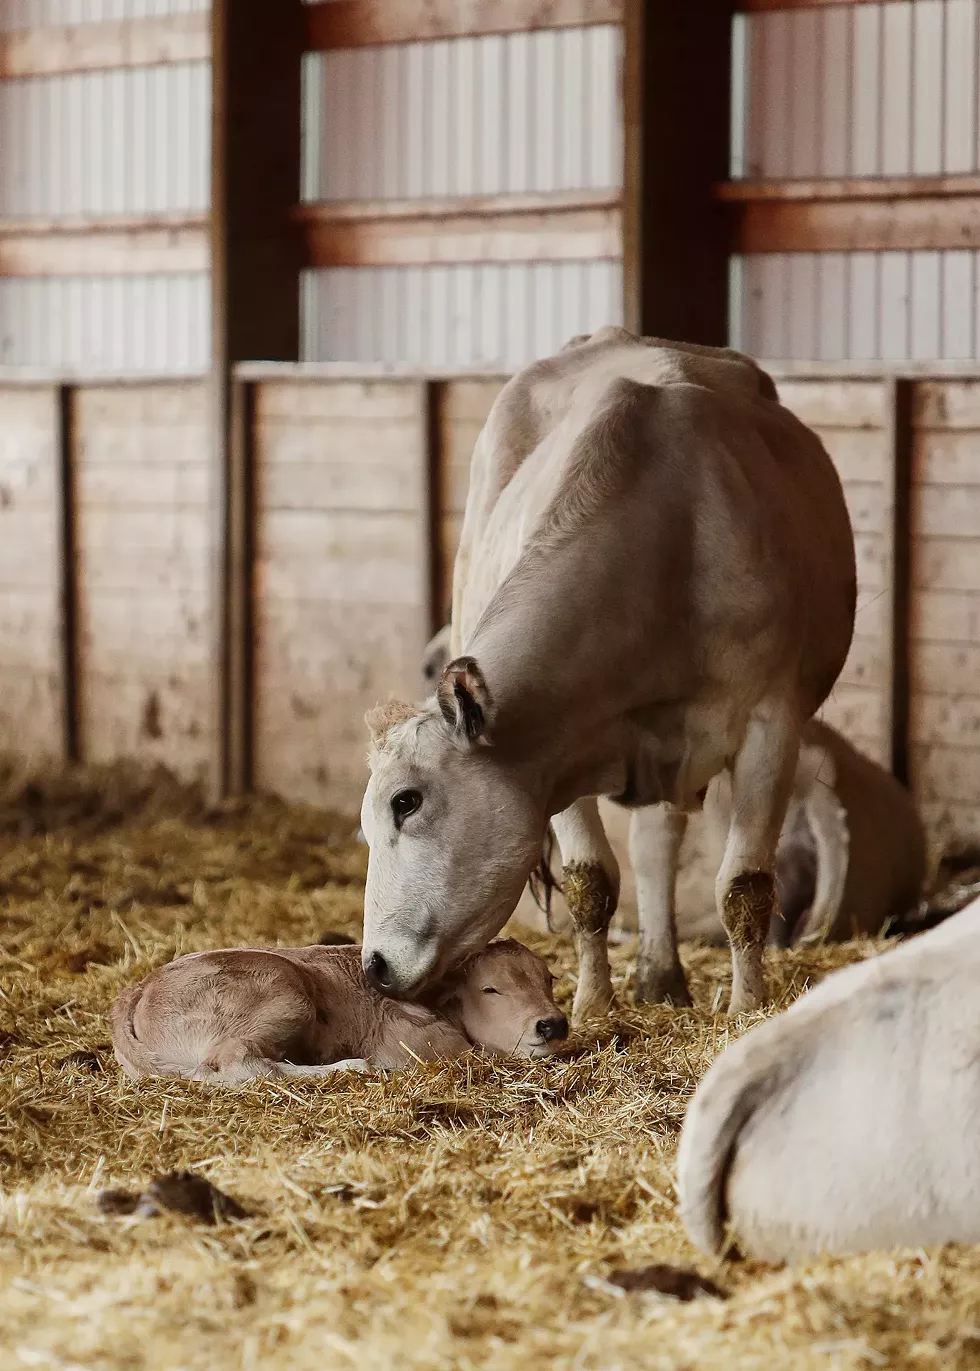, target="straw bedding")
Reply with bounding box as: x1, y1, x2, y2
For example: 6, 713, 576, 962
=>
2, 765, 980, 1371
